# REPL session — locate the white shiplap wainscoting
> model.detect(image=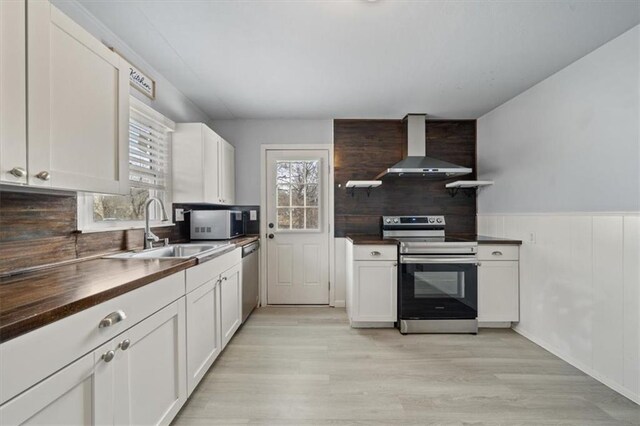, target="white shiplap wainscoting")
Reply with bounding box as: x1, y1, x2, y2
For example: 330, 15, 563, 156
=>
478, 213, 640, 404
